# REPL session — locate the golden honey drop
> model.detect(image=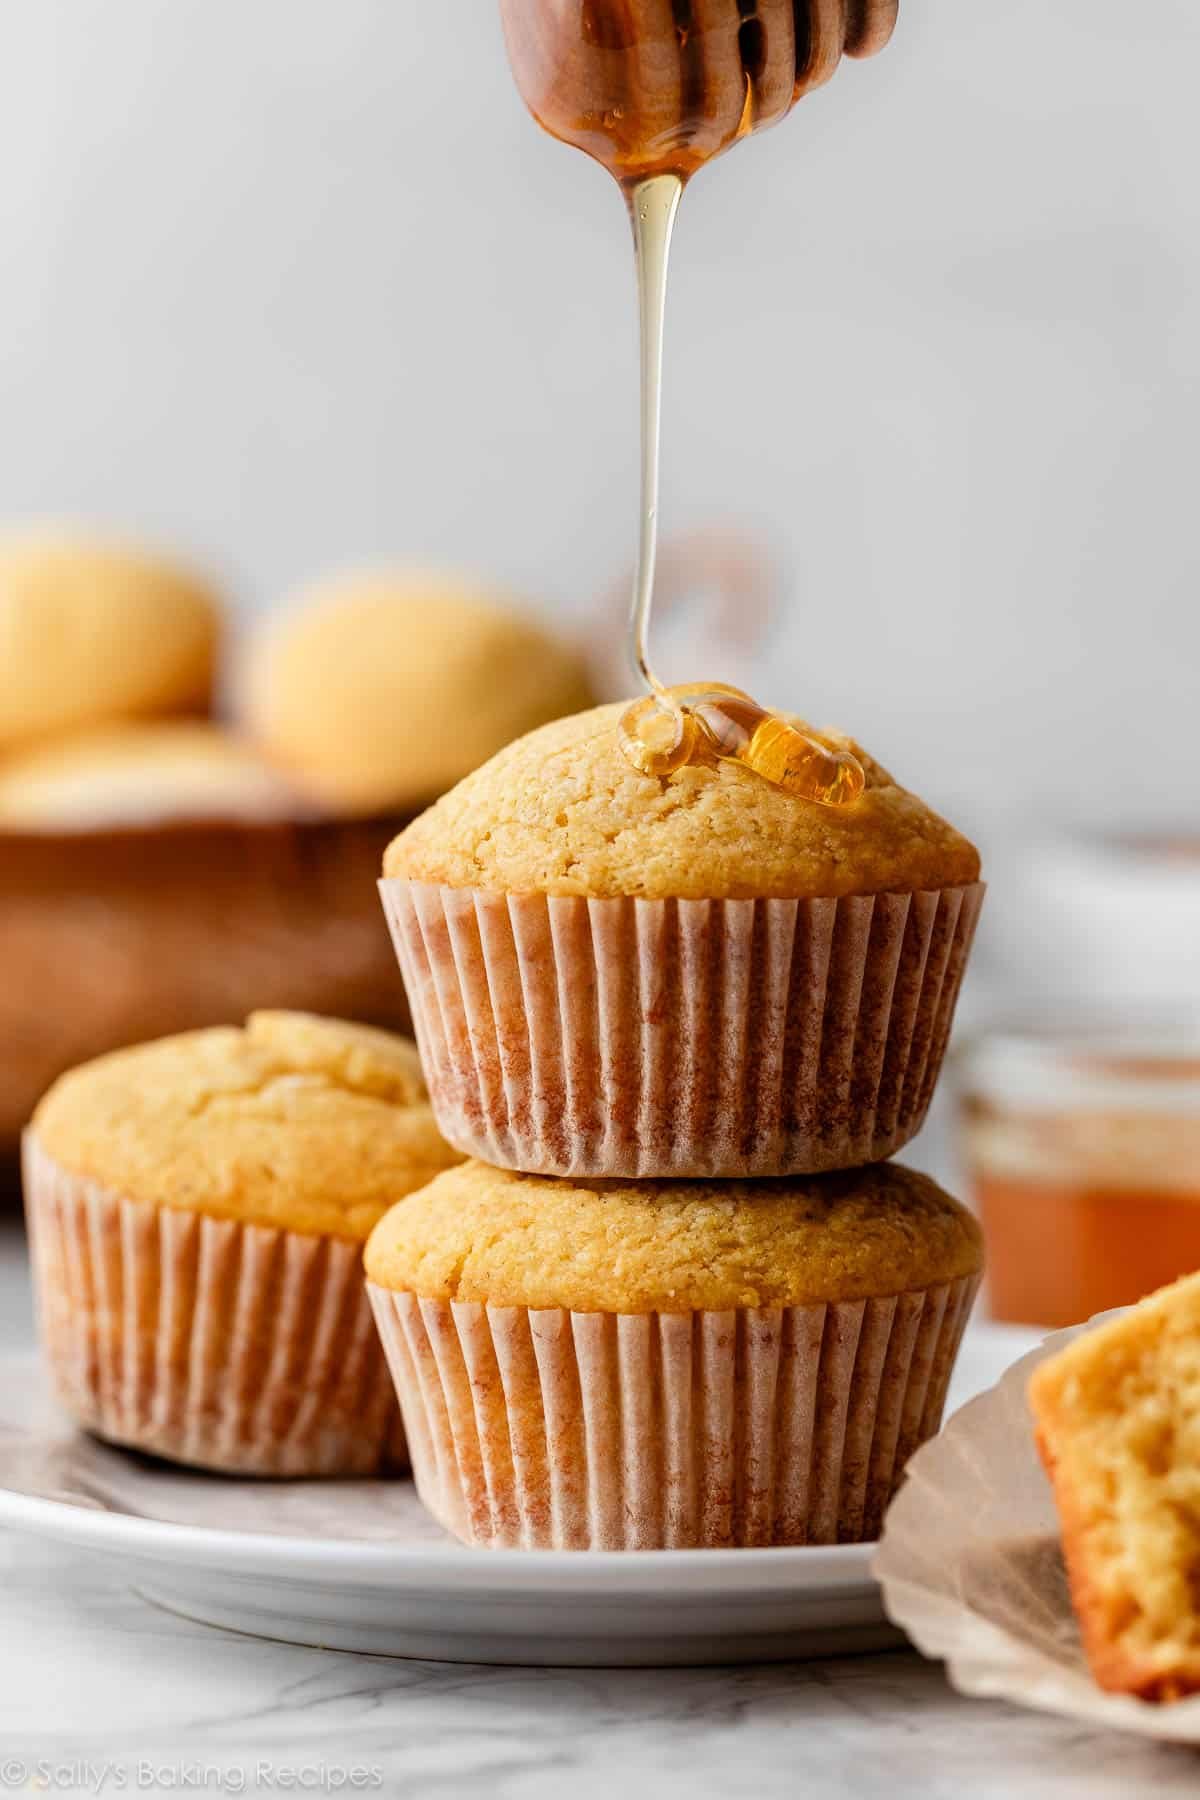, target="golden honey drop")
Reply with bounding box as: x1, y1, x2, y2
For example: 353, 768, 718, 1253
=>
620, 684, 865, 805
618, 691, 698, 777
